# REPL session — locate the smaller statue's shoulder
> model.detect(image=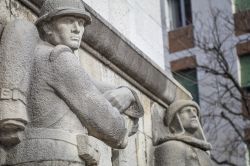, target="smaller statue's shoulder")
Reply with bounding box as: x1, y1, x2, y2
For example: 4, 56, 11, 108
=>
35, 43, 72, 60
155, 140, 187, 160
158, 140, 188, 151
34, 41, 54, 59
